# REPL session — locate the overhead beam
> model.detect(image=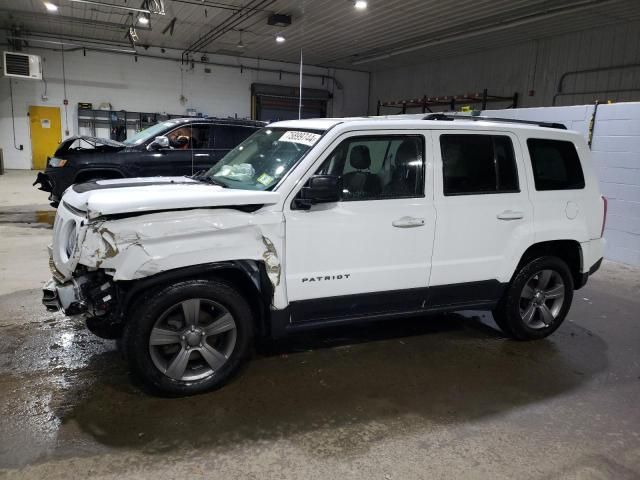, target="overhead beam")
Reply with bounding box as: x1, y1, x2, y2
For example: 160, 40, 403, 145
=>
0, 8, 152, 32
67, 0, 154, 15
